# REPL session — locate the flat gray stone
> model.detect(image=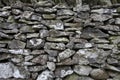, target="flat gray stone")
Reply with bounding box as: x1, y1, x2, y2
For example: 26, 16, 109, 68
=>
44, 42, 65, 50
74, 65, 92, 76
90, 69, 109, 80
96, 25, 120, 31
8, 40, 26, 49
81, 27, 109, 39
